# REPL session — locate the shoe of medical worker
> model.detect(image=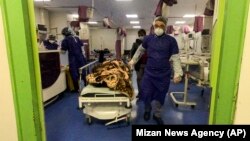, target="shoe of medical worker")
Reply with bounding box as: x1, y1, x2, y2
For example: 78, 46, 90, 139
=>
153, 114, 164, 125
143, 111, 151, 121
